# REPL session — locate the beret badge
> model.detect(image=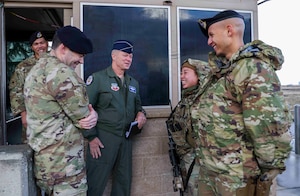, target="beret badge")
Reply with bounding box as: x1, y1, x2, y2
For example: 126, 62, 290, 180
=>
198, 19, 207, 30
36, 32, 43, 39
